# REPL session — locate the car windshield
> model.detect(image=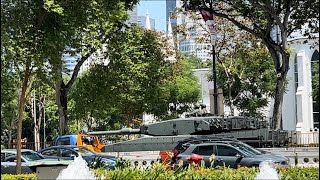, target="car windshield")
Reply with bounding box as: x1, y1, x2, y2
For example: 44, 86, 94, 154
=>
72, 147, 95, 156
22, 151, 44, 161
230, 143, 262, 156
